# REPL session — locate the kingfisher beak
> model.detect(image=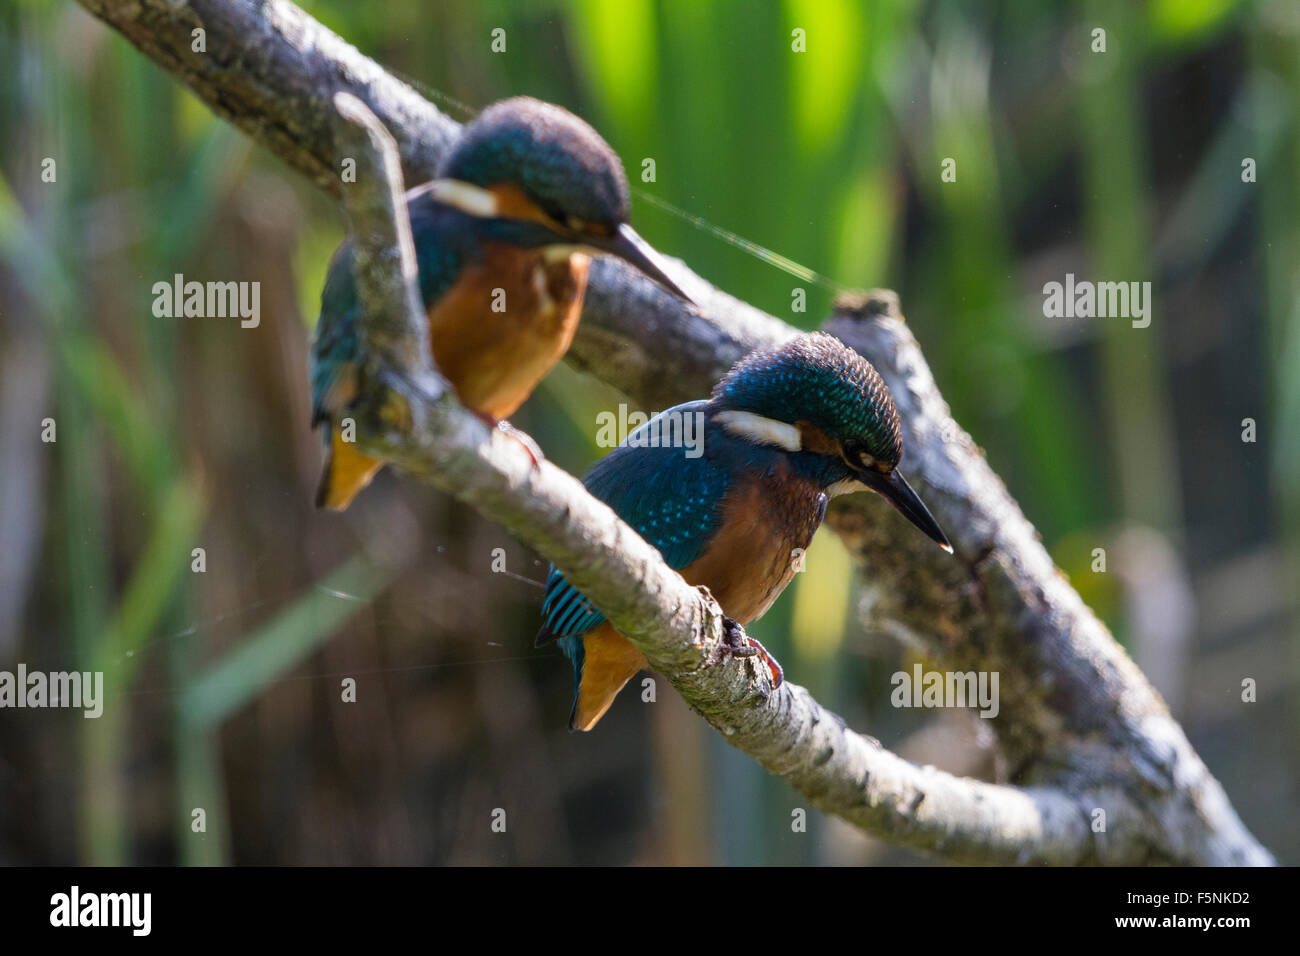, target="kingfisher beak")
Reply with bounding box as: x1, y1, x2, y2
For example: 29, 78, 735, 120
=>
591, 224, 697, 305
858, 468, 953, 553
